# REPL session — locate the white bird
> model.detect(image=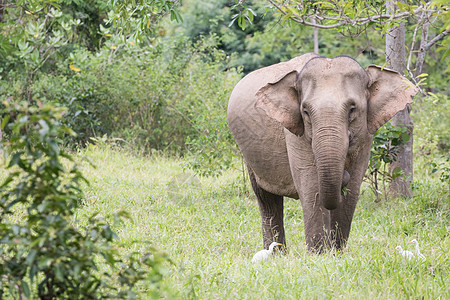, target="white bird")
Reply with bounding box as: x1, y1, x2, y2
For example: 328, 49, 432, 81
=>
251, 242, 283, 263
394, 245, 415, 260
409, 239, 426, 261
